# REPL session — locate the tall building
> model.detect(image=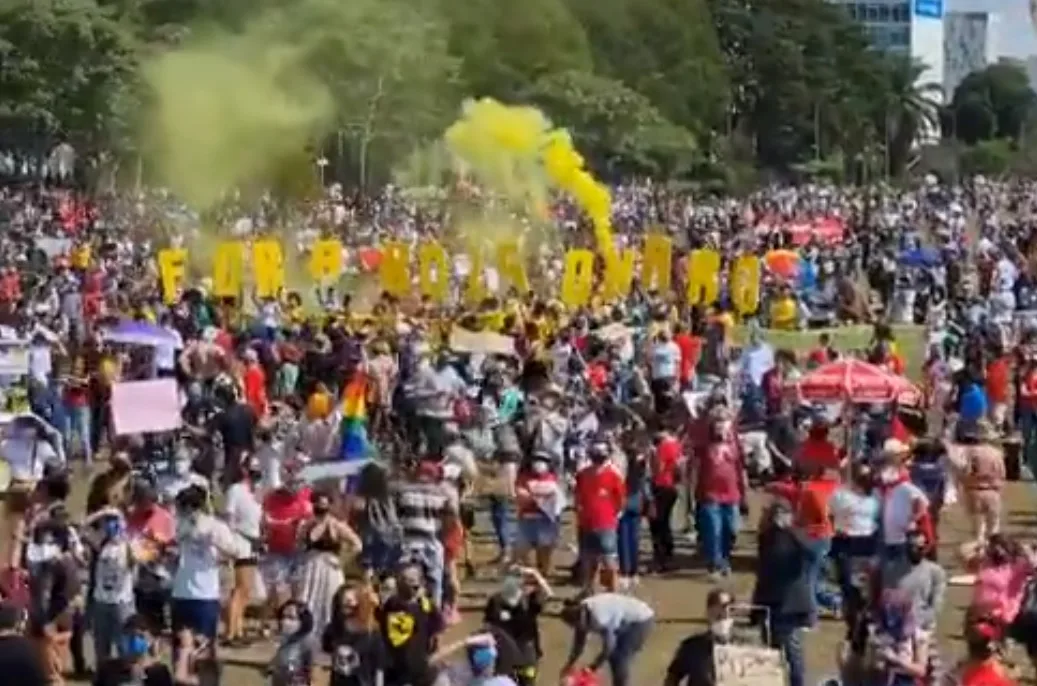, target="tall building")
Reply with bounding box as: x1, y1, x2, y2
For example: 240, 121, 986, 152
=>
944, 11, 1000, 99
830, 0, 947, 140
